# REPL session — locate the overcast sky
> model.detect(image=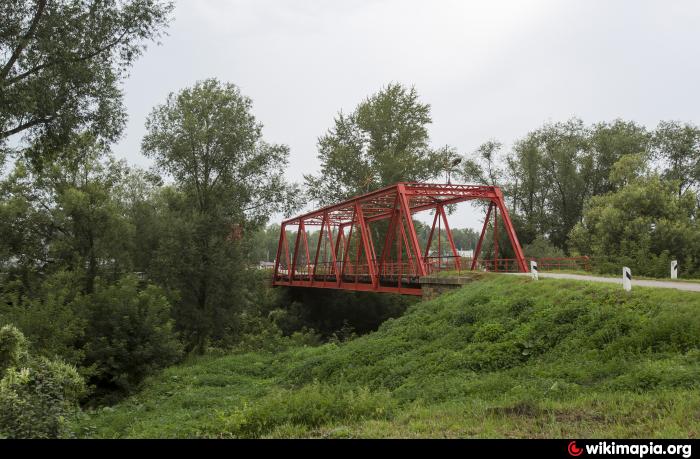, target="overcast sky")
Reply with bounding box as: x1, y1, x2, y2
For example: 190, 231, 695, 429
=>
114, 0, 700, 230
